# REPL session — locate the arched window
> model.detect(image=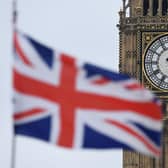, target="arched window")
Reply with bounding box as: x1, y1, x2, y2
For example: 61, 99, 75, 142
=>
125, 0, 130, 17
162, 0, 167, 15
143, 0, 149, 16
153, 0, 158, 16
